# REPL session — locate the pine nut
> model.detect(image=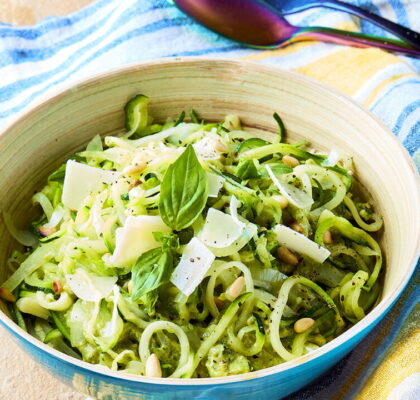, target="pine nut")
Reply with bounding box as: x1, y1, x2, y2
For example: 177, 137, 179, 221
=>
128, 179, 141, 191
282, 155, 299, 168
226, 276, 245, 300
213, 140, 228, 153
0, 287, 16, 302
52, 279, 63, 294
145, 354, 162, 378
127, 280, 133, 295
290, 221, 303, 233
277, 246, 299, 266
39, 226, 57, 237
272, 194, 289, 209
323, 230, 333, 244
294, 318, 315, 333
